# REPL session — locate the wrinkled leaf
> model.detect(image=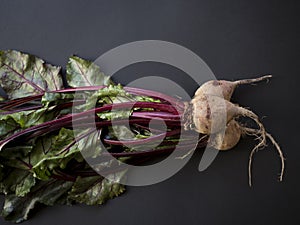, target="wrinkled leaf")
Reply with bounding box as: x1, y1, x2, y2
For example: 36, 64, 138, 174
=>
30, 128, 79, 180
1, 179, 73, 223
68, 170, 126, 205
66, 56, 112, 87
0, 169, 35, 197
0, 50, 63, 100
0, 146, 34, 170
0, 128, 78, 180
0, 116, 19, 140
84, 84, 132, 110
75, 129, 103, 159
0, 105, 62, 140
0, 126, 104, 181
41, 92, 75, 107
1, 108, 48, 129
